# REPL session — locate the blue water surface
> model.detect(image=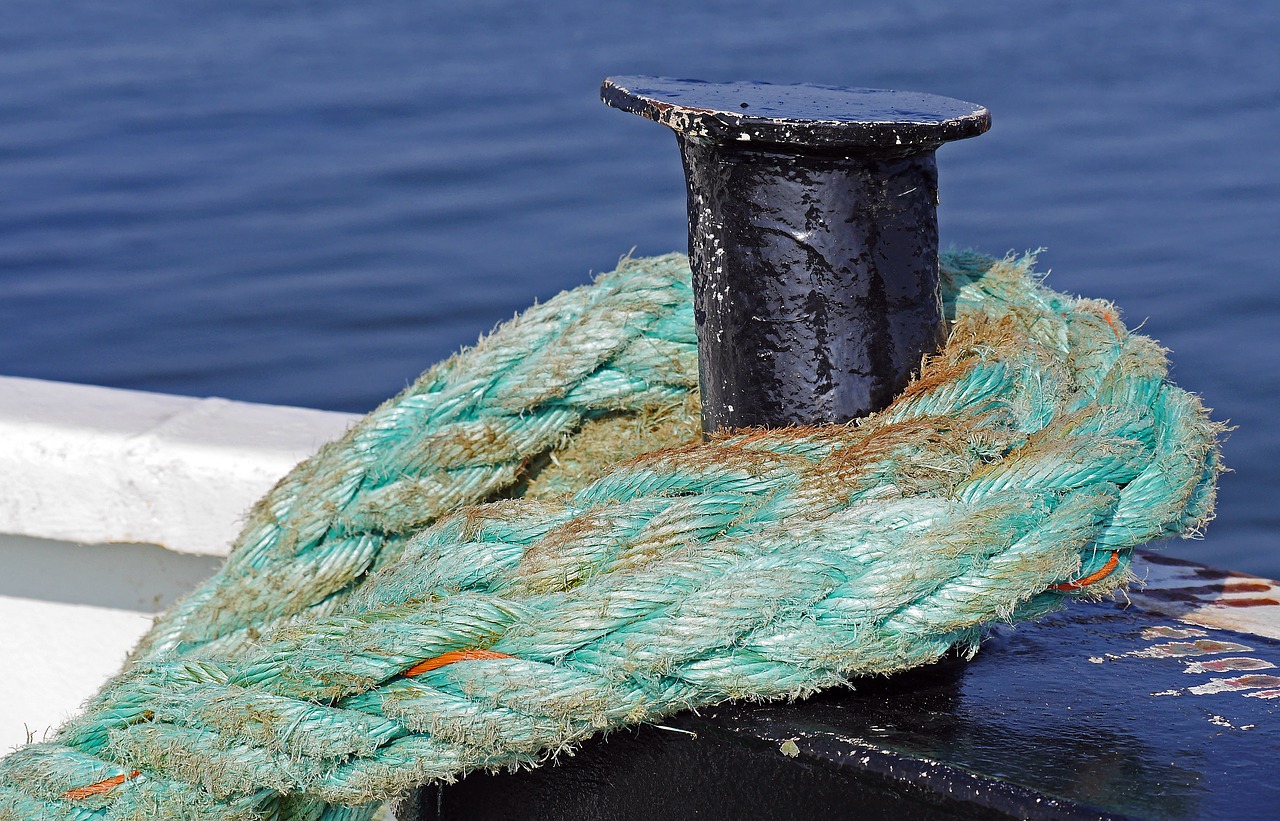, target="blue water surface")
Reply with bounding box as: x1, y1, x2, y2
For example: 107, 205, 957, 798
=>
1, 1, 1277, 576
